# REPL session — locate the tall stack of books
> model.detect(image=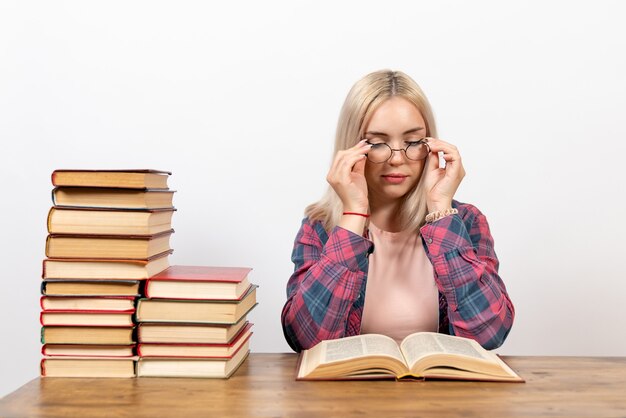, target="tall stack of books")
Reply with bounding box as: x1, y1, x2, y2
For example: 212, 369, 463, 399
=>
40, 169, 175, 377
135, 265, 257, 378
